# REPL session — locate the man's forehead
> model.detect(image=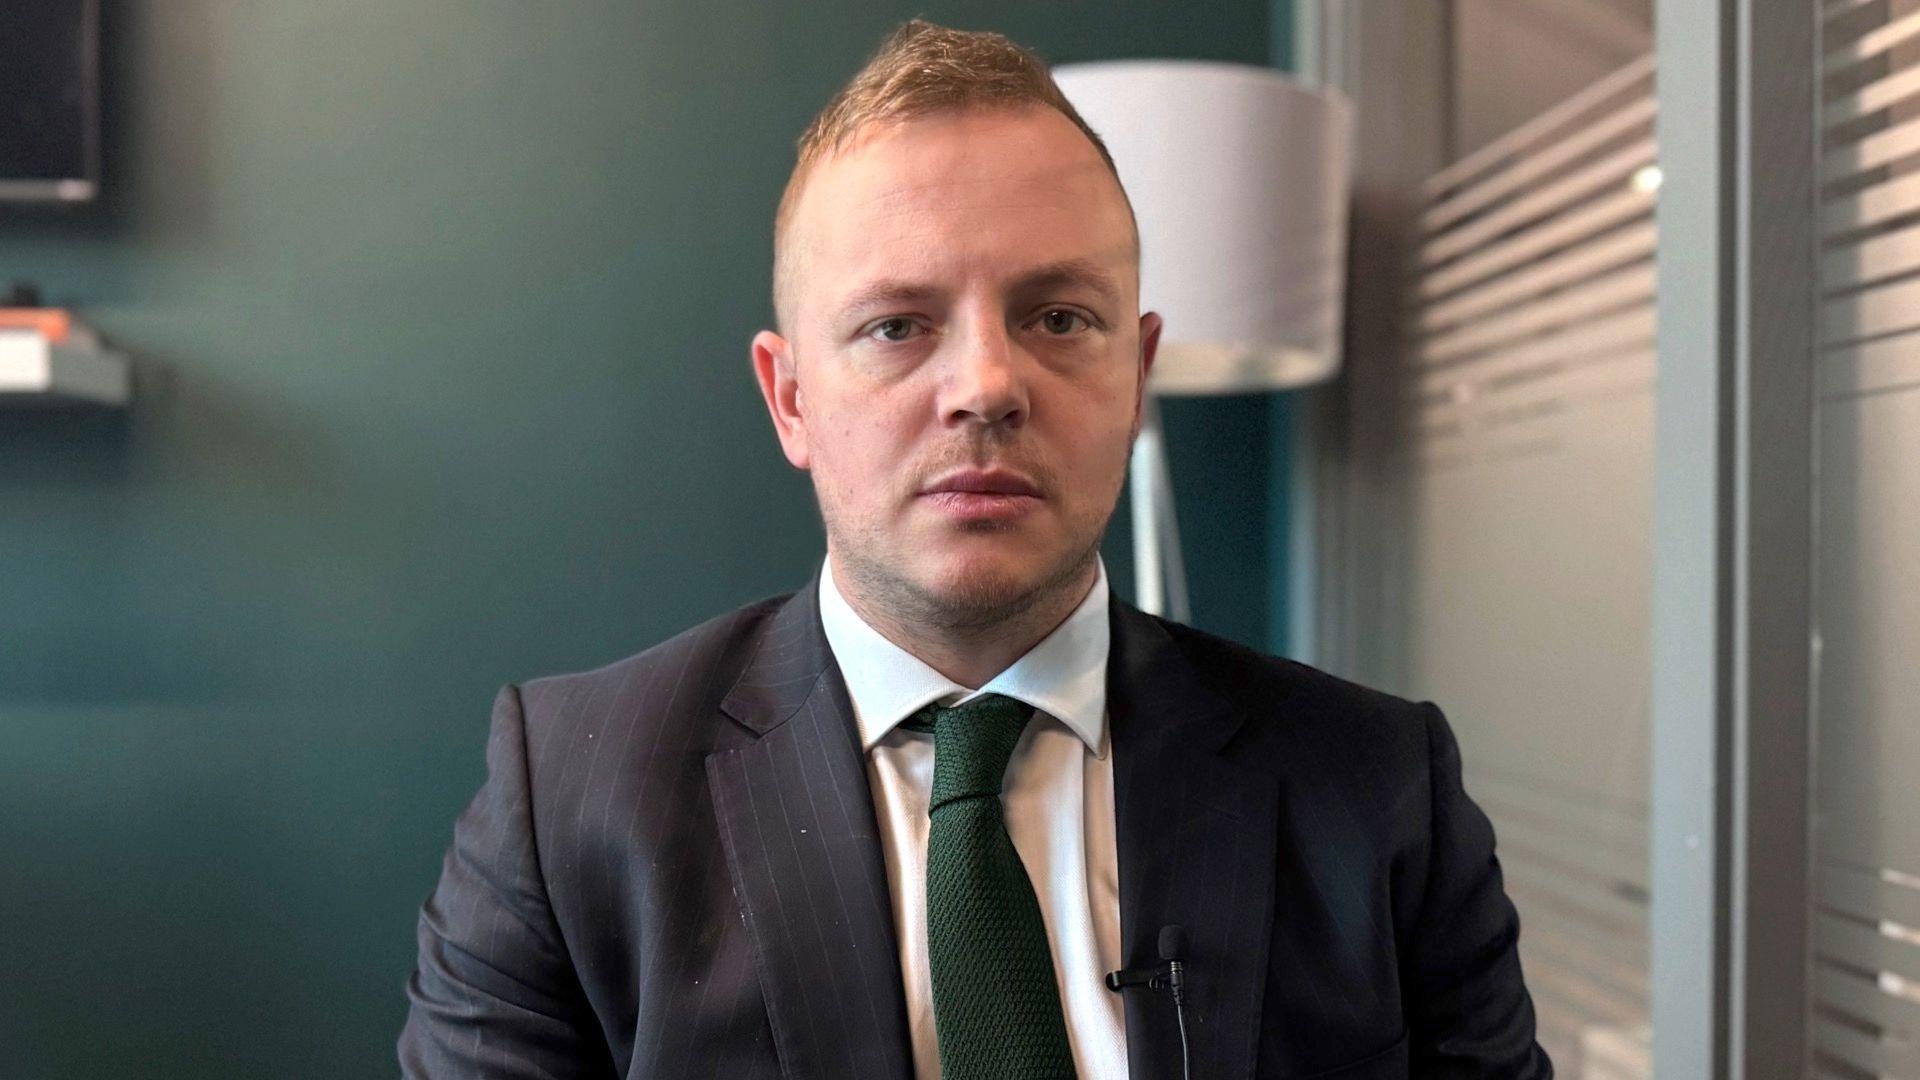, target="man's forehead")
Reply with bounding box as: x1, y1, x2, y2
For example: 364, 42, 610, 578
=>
822, 108, 1113, 204
808, 120, 1126, 237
